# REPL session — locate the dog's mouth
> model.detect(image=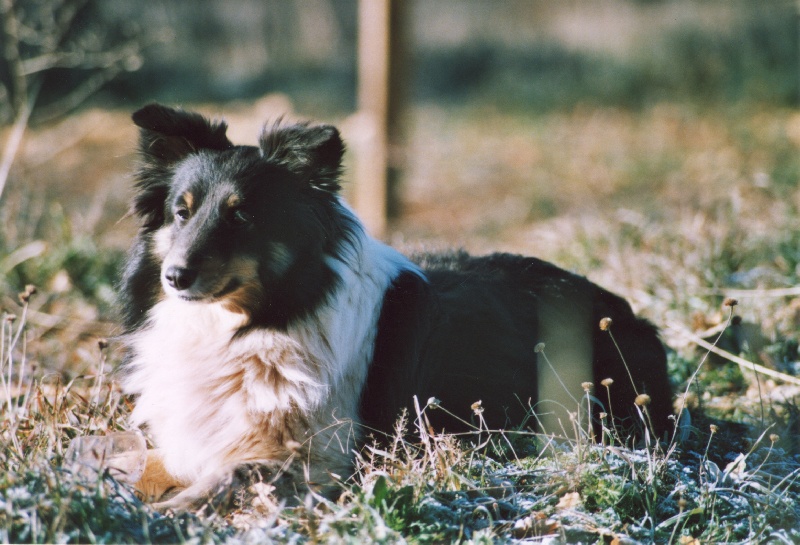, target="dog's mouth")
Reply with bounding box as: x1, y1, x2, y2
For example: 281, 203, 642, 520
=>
174, 278, 241, 302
